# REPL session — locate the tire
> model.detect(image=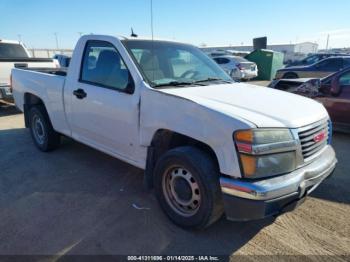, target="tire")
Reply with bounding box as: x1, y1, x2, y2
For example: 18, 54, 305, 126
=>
283, 72, 298, 79
154, 146, 224, 229
29, 105, 60, 152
